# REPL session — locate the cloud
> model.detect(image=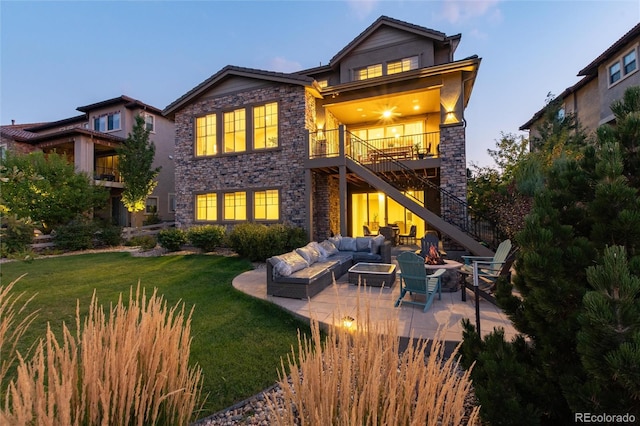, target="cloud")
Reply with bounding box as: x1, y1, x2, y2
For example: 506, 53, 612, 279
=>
440, 0, 502, 24
347, 0, 379, 20
268, 56, 303, 73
